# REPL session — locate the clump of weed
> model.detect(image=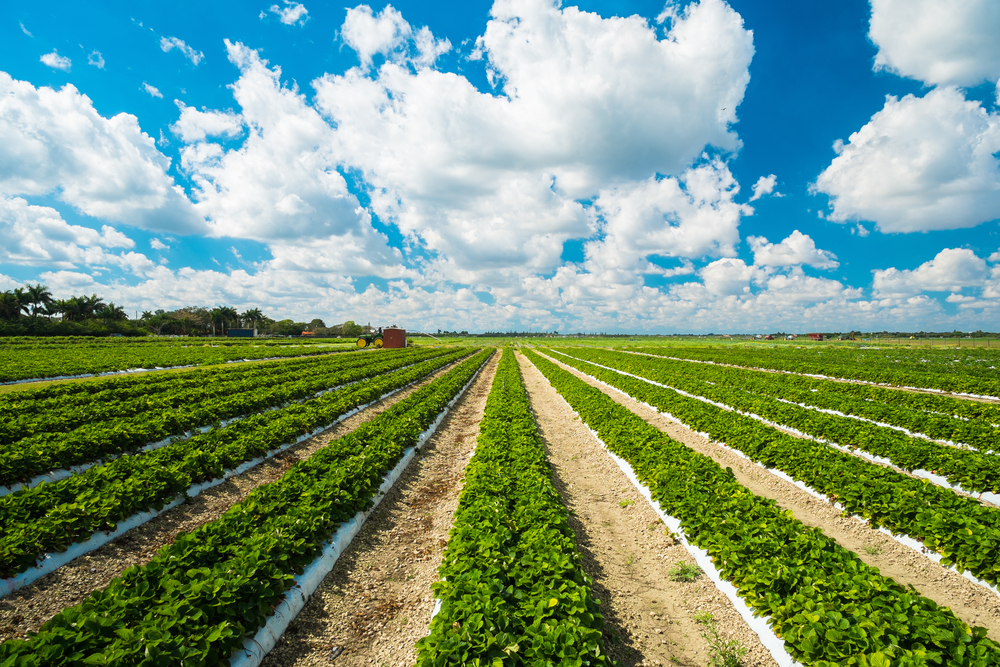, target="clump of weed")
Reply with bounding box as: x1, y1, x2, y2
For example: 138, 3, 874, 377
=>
668, 561, 702, 582
695, 613, 747, 667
